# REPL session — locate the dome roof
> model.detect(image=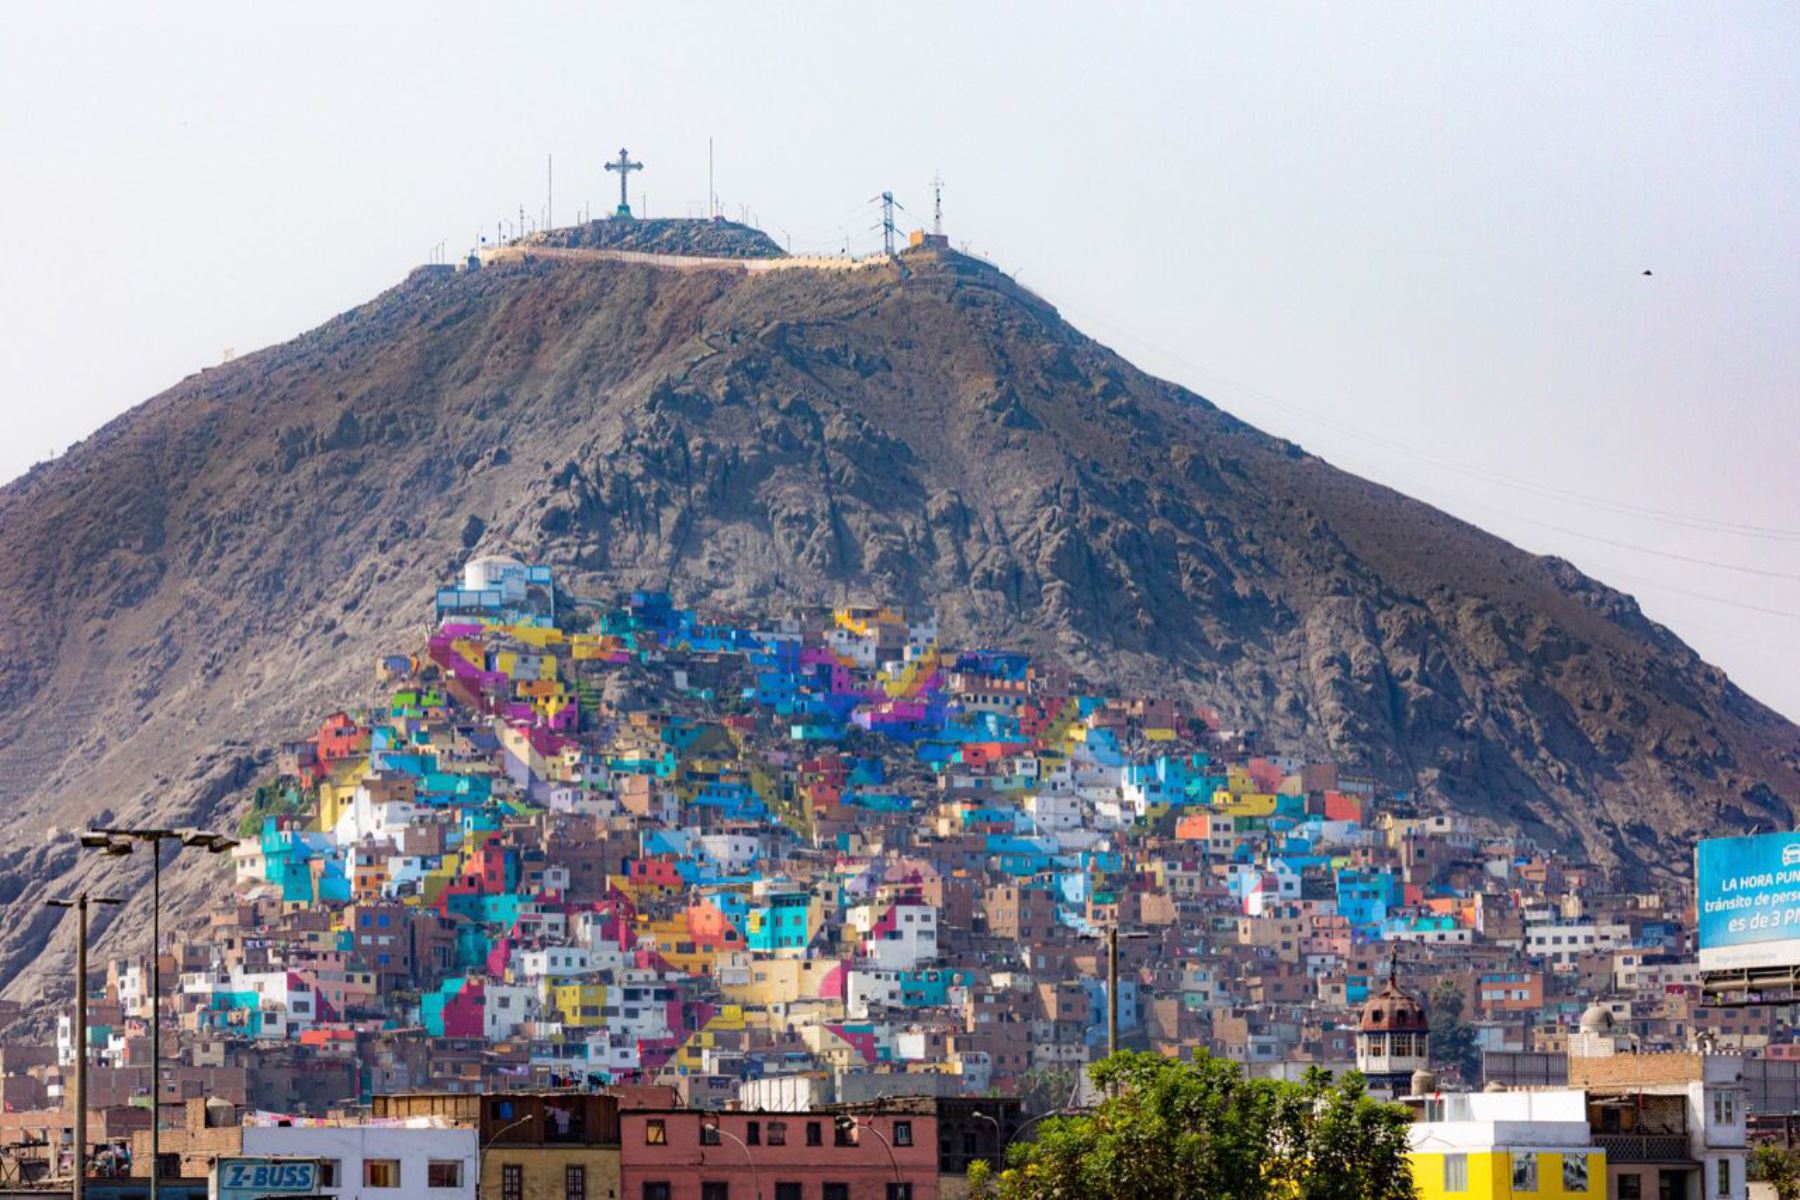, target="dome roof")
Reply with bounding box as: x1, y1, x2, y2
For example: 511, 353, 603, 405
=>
1358, 974, 1429, 1034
